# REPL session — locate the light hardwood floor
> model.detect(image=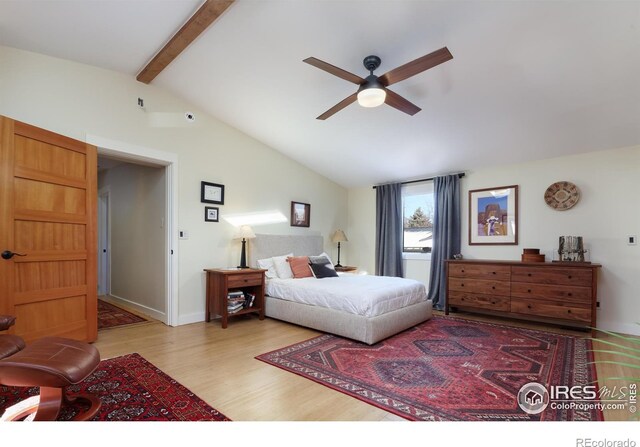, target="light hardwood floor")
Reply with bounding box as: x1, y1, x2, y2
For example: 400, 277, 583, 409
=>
94, 310, 639, 421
